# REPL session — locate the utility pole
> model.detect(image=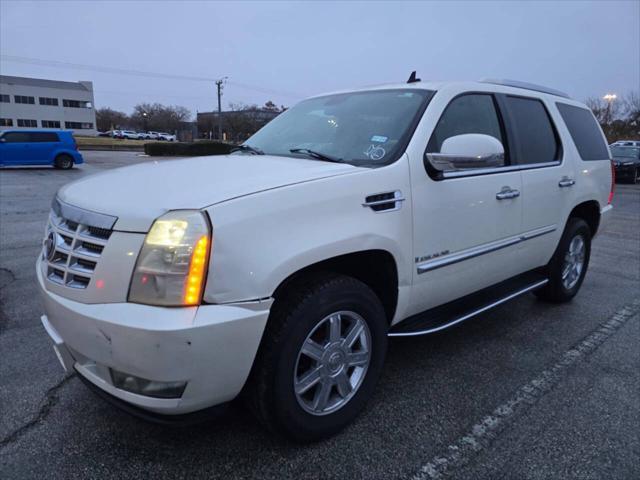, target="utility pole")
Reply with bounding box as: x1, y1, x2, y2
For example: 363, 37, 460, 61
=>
215, 77, 227, 140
